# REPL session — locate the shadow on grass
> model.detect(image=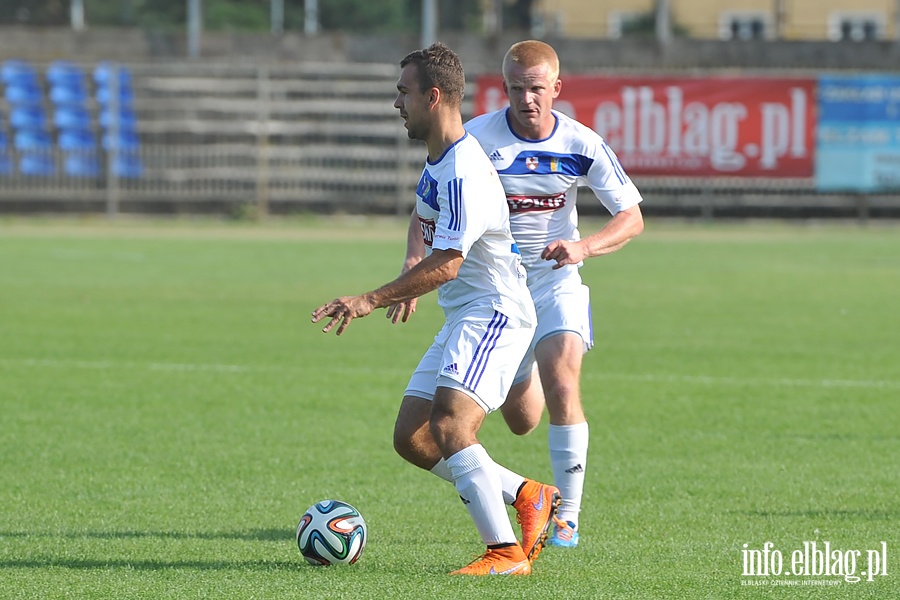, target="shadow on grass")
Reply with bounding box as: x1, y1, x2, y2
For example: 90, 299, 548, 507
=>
0, 558, 302, 571
0, 530, 310, 571
0, 528, 290, 541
